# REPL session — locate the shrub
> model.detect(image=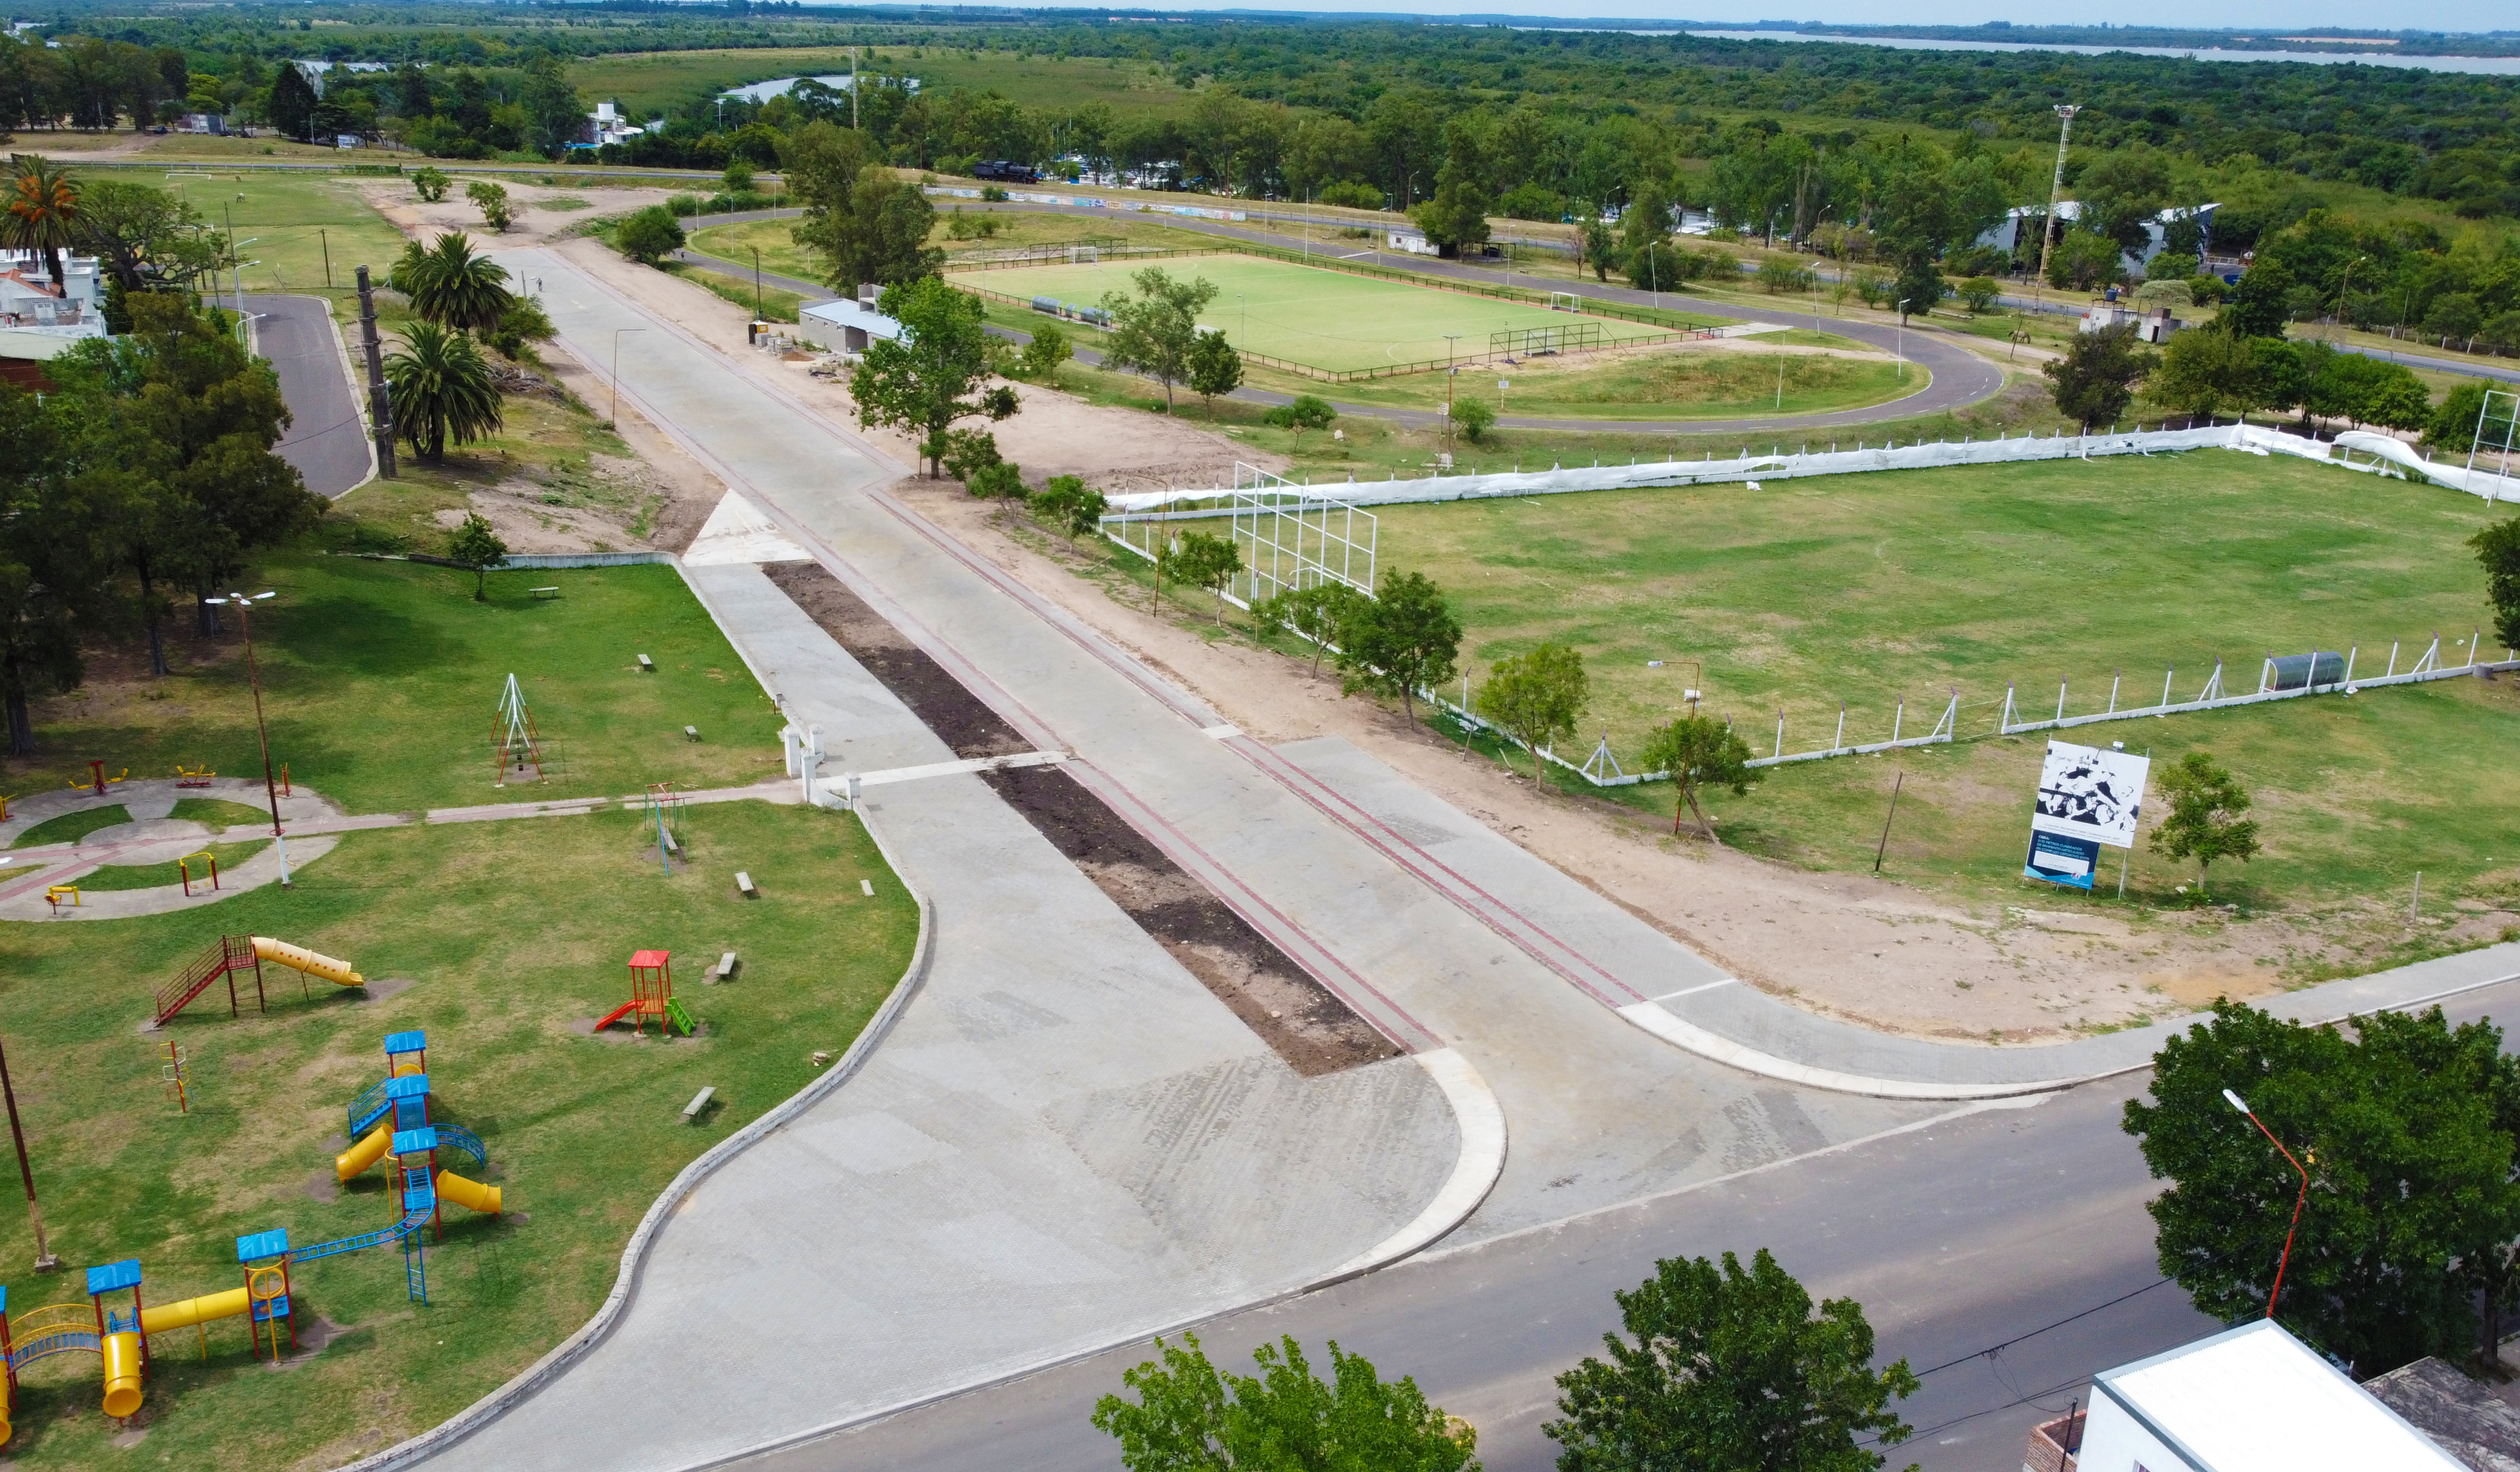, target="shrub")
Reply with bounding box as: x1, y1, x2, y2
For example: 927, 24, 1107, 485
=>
1317, 179, 1383, 210
1017, 324, 1071, 380
1756, 255, 1817, 294
965, 461, 1025, 499
616, 205, 686, 265
979, 184, 1009, 202
1453, 395, 1498, 443
1958, 277, 2002, 313
1031, 474, 1107, 535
